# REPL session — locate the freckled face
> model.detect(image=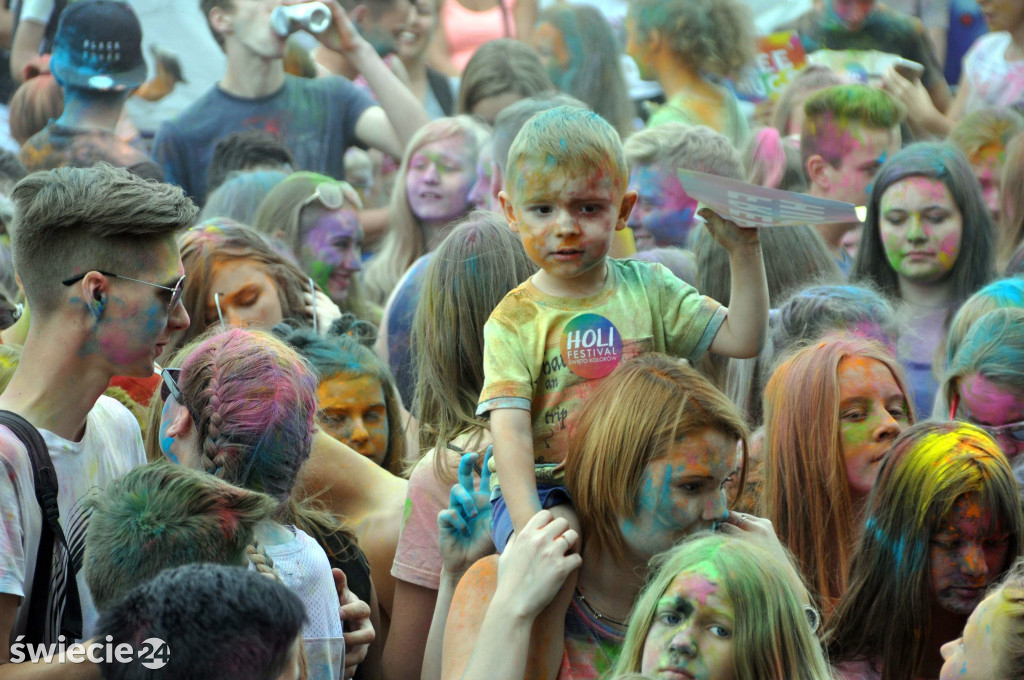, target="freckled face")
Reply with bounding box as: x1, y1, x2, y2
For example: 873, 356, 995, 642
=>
406, 138, 477, 227
505, 163, 630, 284
957, 374, 1024, 459
299, 207, 362, 304
205, 258, 284, 330
641, 565, 736, 680
317, 375, 389, 467
879, 177, 963, 285
627, 164, 699, 250
618, 428, 740, 561
837, 357, 910, 497
939, 592, 1003, 680
969, 146, 1005, 224
929, 492, 1011, 615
